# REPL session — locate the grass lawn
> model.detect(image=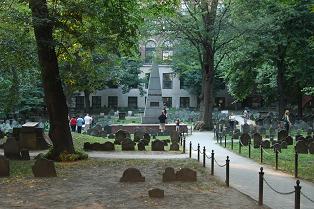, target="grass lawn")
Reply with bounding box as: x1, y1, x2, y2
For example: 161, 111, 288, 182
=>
219, 134, 314, 182
72, 132, 183, 152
